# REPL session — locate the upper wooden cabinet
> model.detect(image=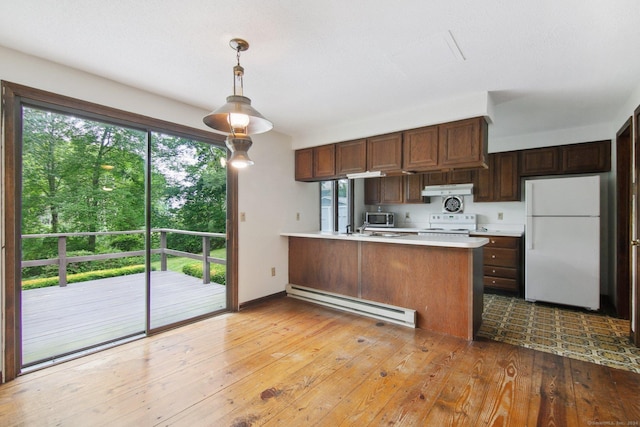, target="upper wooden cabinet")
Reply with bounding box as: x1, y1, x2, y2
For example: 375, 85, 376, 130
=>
519, 140, 611, 177
438, 117, 488, 170
294, 148, 314, 181
473, 152, 519, 202
561, 140, 611, 174
403, 126, 439, 171
295, 145, 336, 182
336, 139, 367, 176
364, 174, 427, 205
423, 169, 474, 186
295, 116, 489, 181
404, 174, 426, 204
519, 146, 559, 176
367, 132, 403, 172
